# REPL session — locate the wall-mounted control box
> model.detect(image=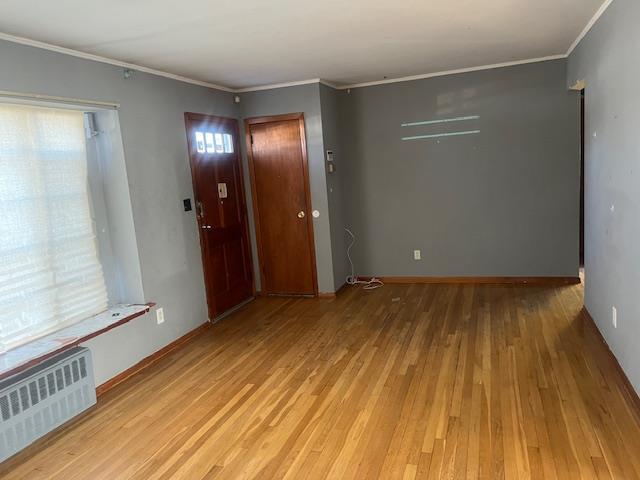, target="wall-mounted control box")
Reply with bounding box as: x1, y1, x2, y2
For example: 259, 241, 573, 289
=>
326, 150, 335, 173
